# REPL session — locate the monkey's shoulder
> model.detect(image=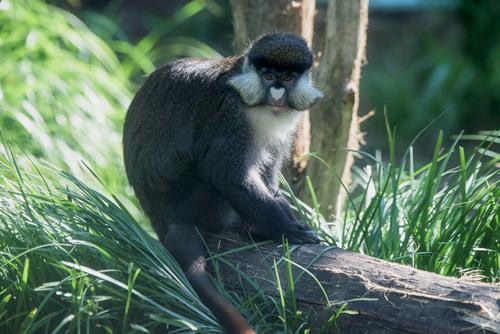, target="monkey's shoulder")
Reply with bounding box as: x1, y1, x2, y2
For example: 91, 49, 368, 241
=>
146, 58, 244, 114
154, 57, 241, 85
